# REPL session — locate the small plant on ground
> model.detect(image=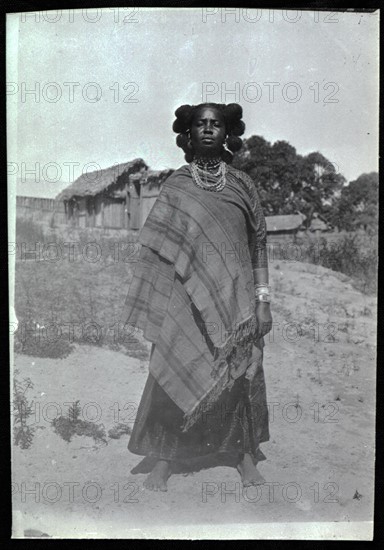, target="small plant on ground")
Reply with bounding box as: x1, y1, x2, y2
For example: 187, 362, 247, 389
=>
51, 400, 107, 444
13, 373, 35, 449
108, 423, 132, 439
